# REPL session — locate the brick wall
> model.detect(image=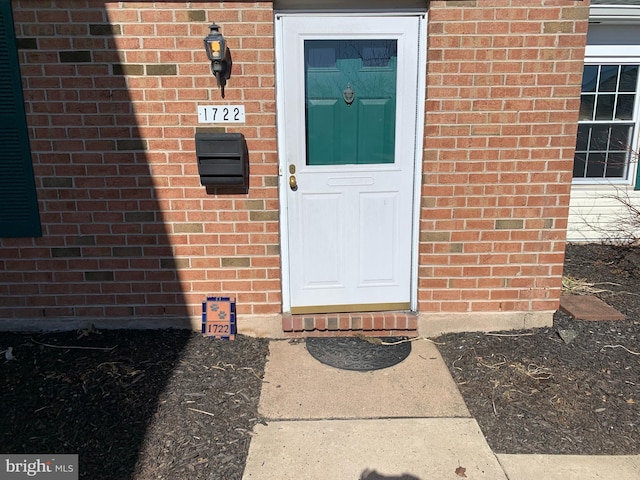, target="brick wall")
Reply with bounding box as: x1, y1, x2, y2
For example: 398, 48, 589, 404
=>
1, 0, 589, 334
419, 0, 588, 326
2, 1, 279, 328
